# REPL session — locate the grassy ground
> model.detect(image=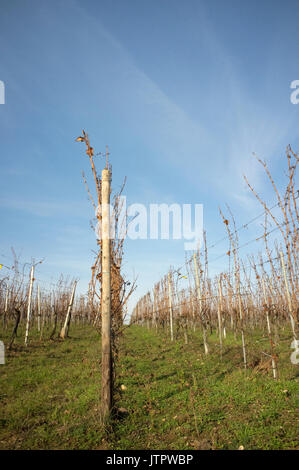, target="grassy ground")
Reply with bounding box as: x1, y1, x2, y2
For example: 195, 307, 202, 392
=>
0, 322, 298, 449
